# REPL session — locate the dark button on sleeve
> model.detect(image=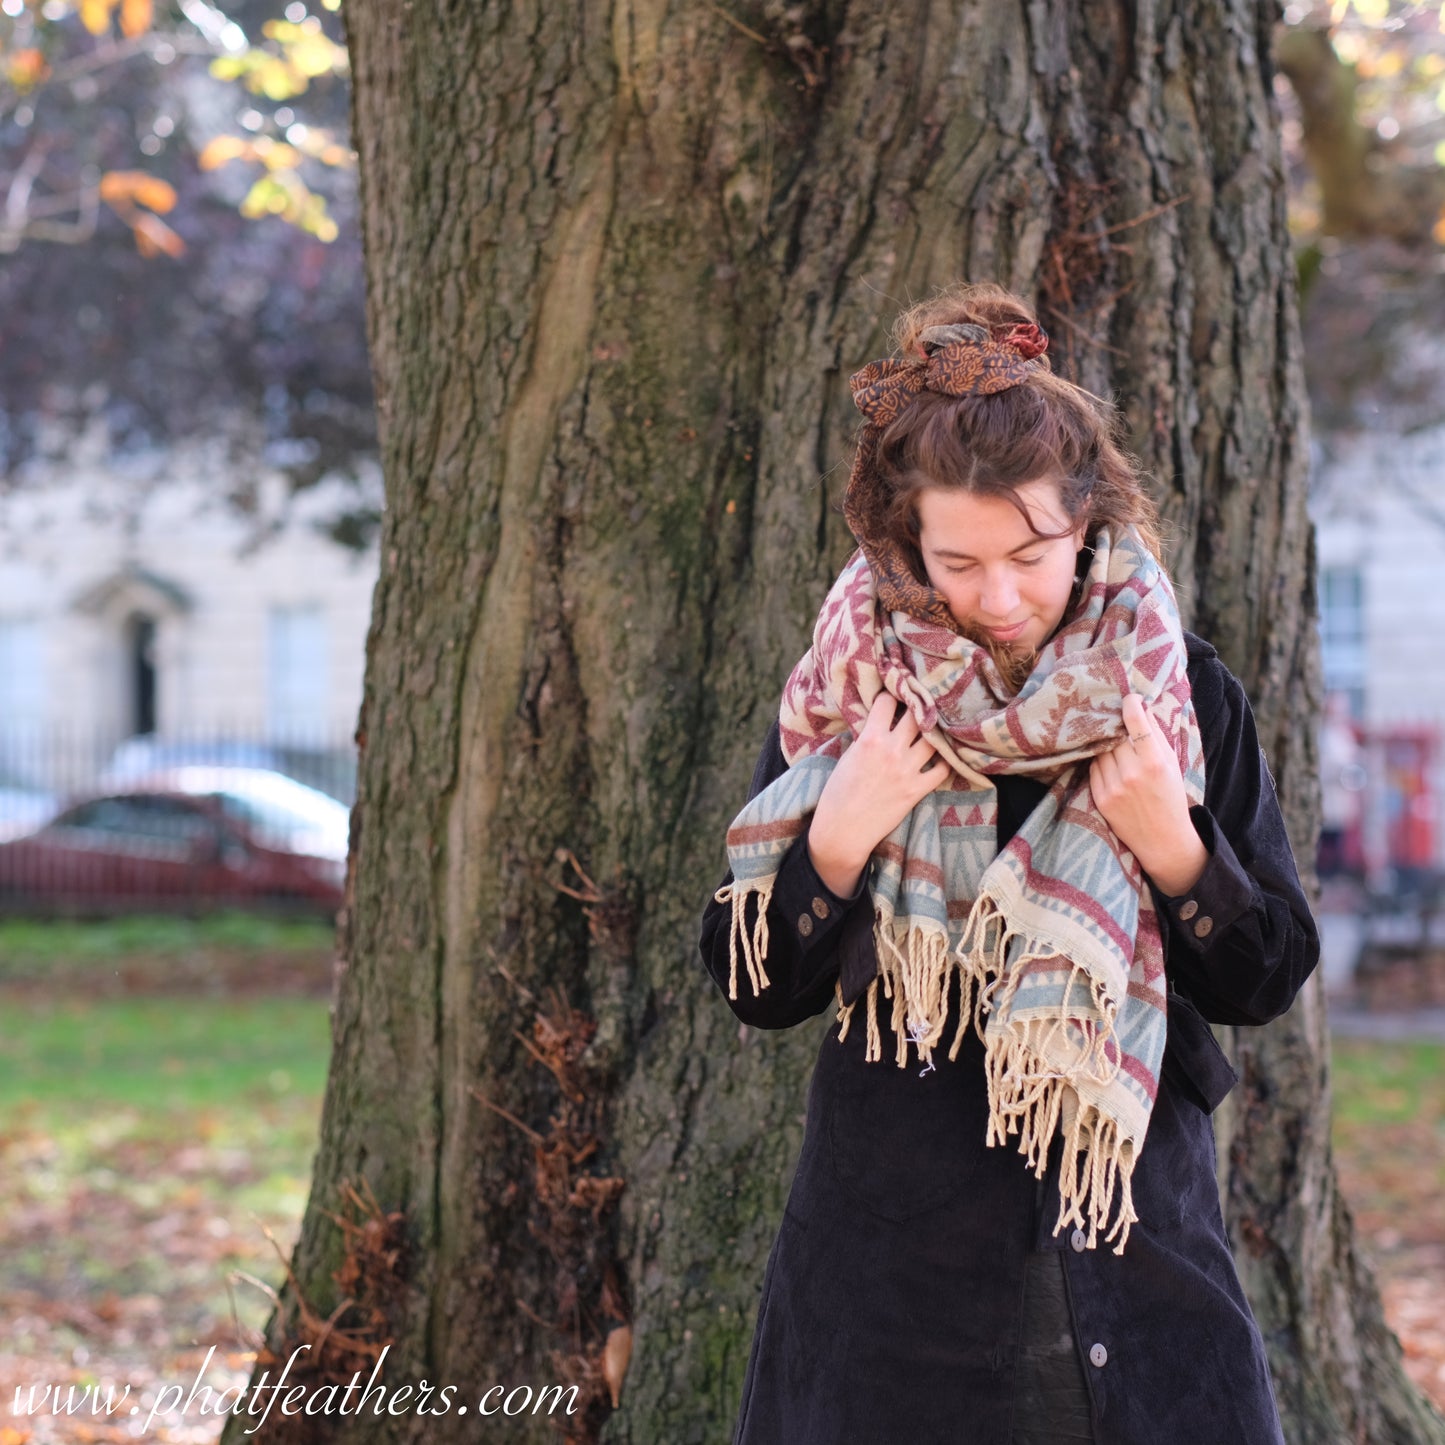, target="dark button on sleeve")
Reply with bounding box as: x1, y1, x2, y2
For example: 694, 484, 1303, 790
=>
773, 819, 865, 954
1155, 806, 1254, 957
